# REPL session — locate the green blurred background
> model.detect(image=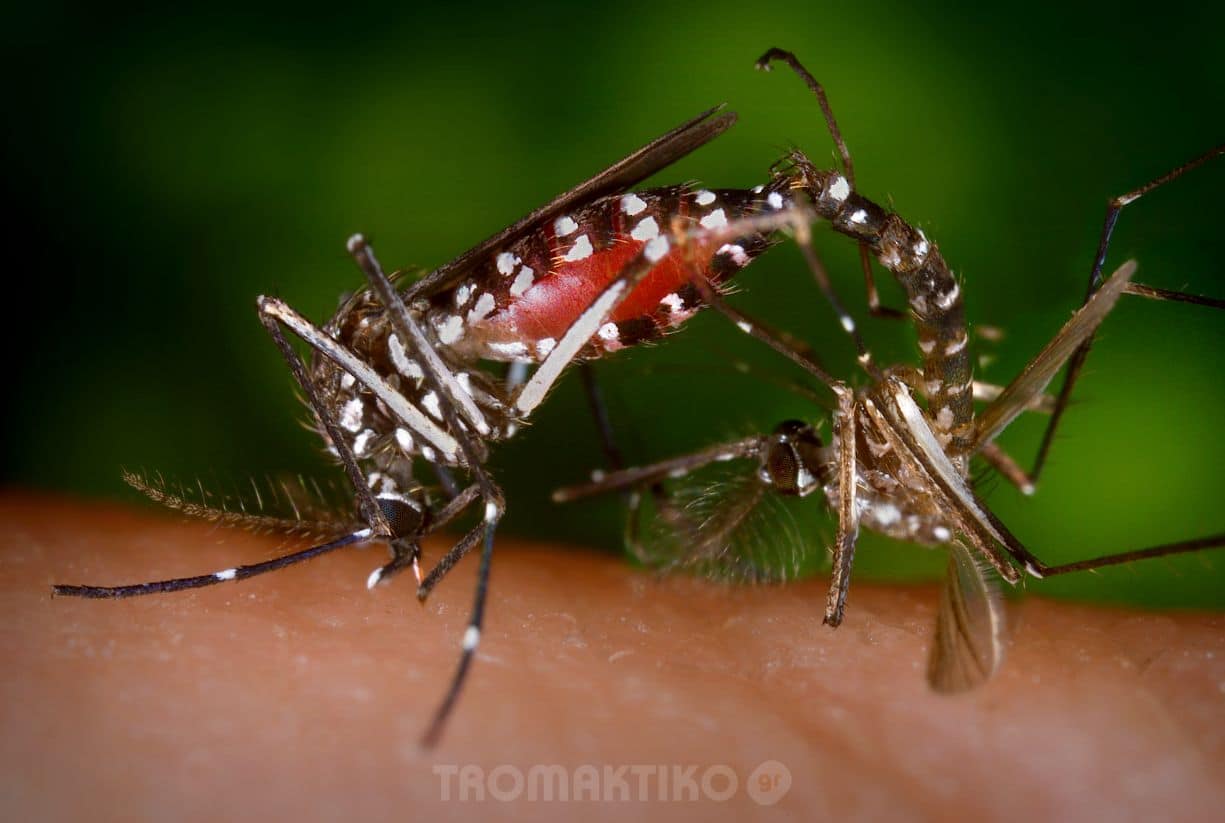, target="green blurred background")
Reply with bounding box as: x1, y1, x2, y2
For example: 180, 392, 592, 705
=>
5, 2, 1223, 607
